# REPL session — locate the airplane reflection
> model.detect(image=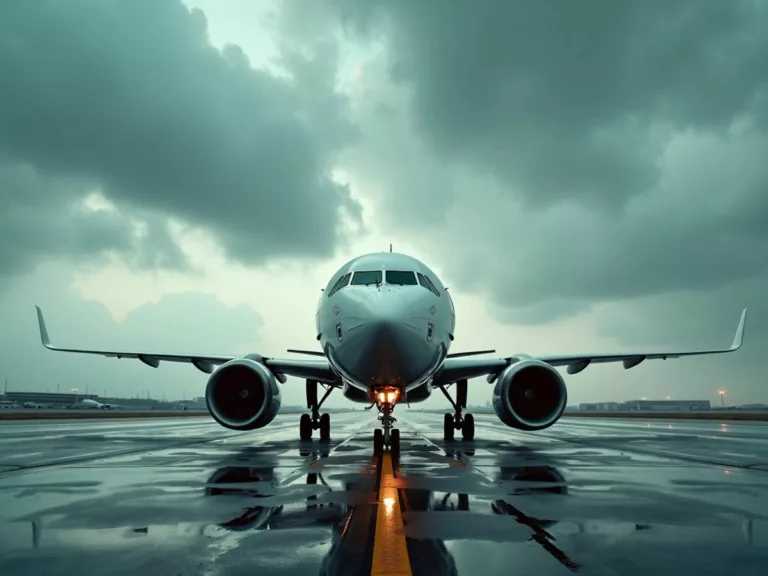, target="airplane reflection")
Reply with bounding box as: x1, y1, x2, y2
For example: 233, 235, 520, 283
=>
22, 446, 573, 576
202, 447, 570, 576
